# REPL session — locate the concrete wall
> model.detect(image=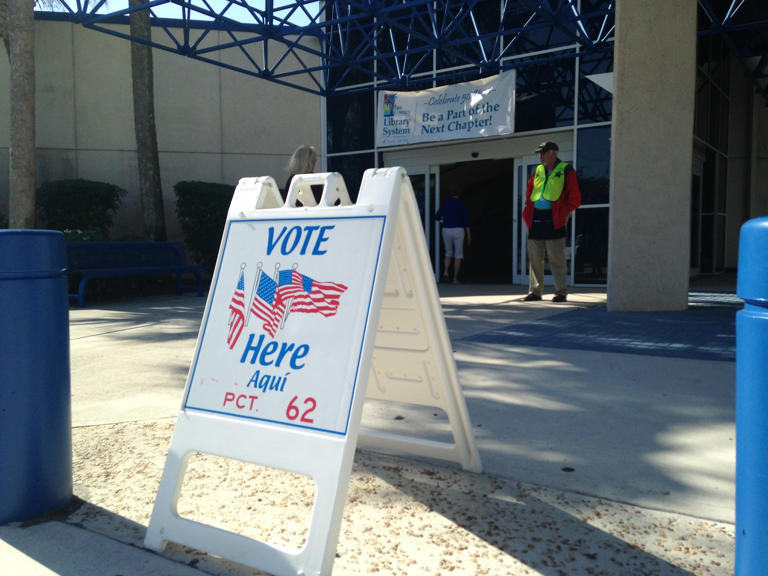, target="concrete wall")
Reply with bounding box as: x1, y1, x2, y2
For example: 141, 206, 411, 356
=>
608, 0, 697, 311
0, 19, 322, 239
